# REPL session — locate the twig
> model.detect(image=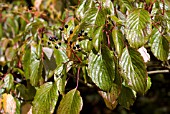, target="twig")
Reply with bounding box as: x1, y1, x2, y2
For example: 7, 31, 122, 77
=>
76, 67, 80, 88
148, 70, 169, 74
